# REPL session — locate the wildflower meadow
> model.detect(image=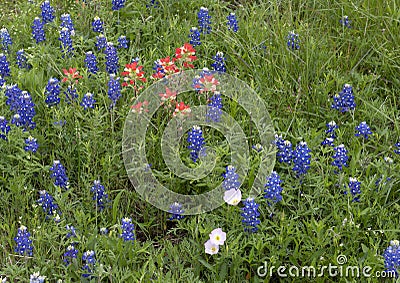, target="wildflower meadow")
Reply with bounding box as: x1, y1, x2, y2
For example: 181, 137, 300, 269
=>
1, 0, 400, 282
